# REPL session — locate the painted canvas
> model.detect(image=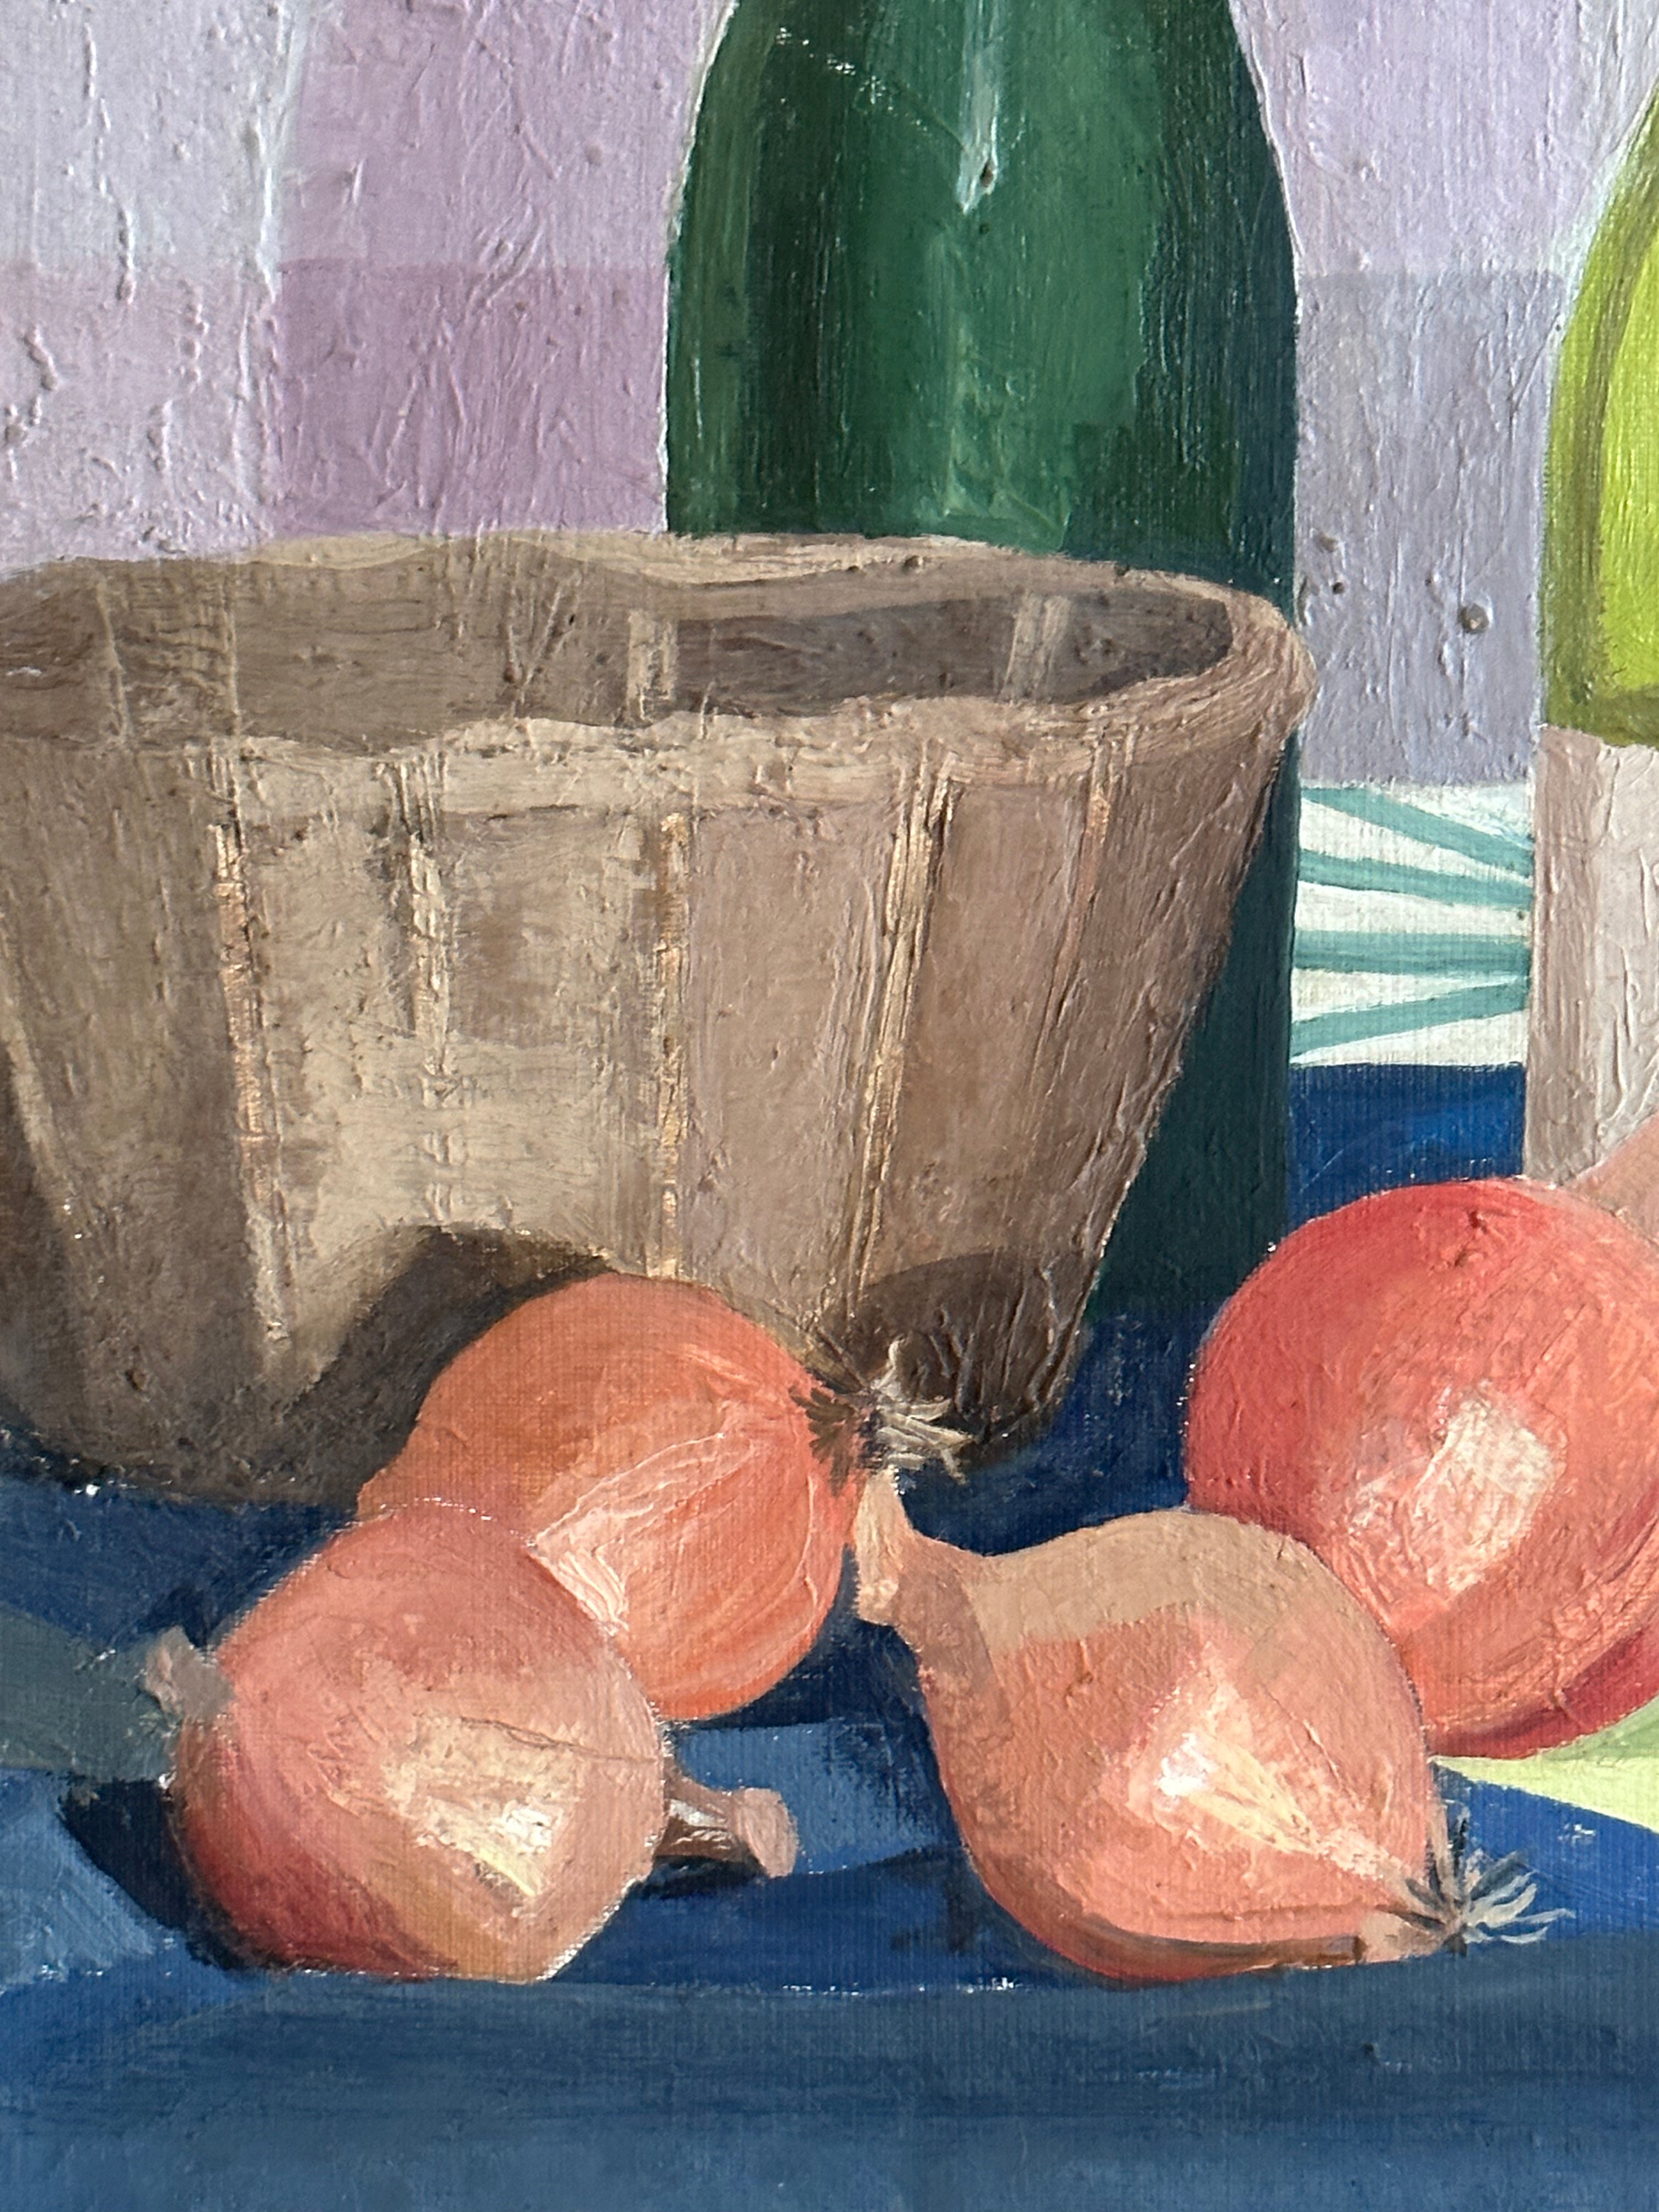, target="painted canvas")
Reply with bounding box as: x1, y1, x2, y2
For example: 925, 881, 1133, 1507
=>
3, 2, 1659, 2206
